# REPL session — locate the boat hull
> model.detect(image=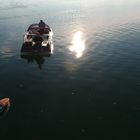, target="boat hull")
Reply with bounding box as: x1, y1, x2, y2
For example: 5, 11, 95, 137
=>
21, 42, 52, 56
